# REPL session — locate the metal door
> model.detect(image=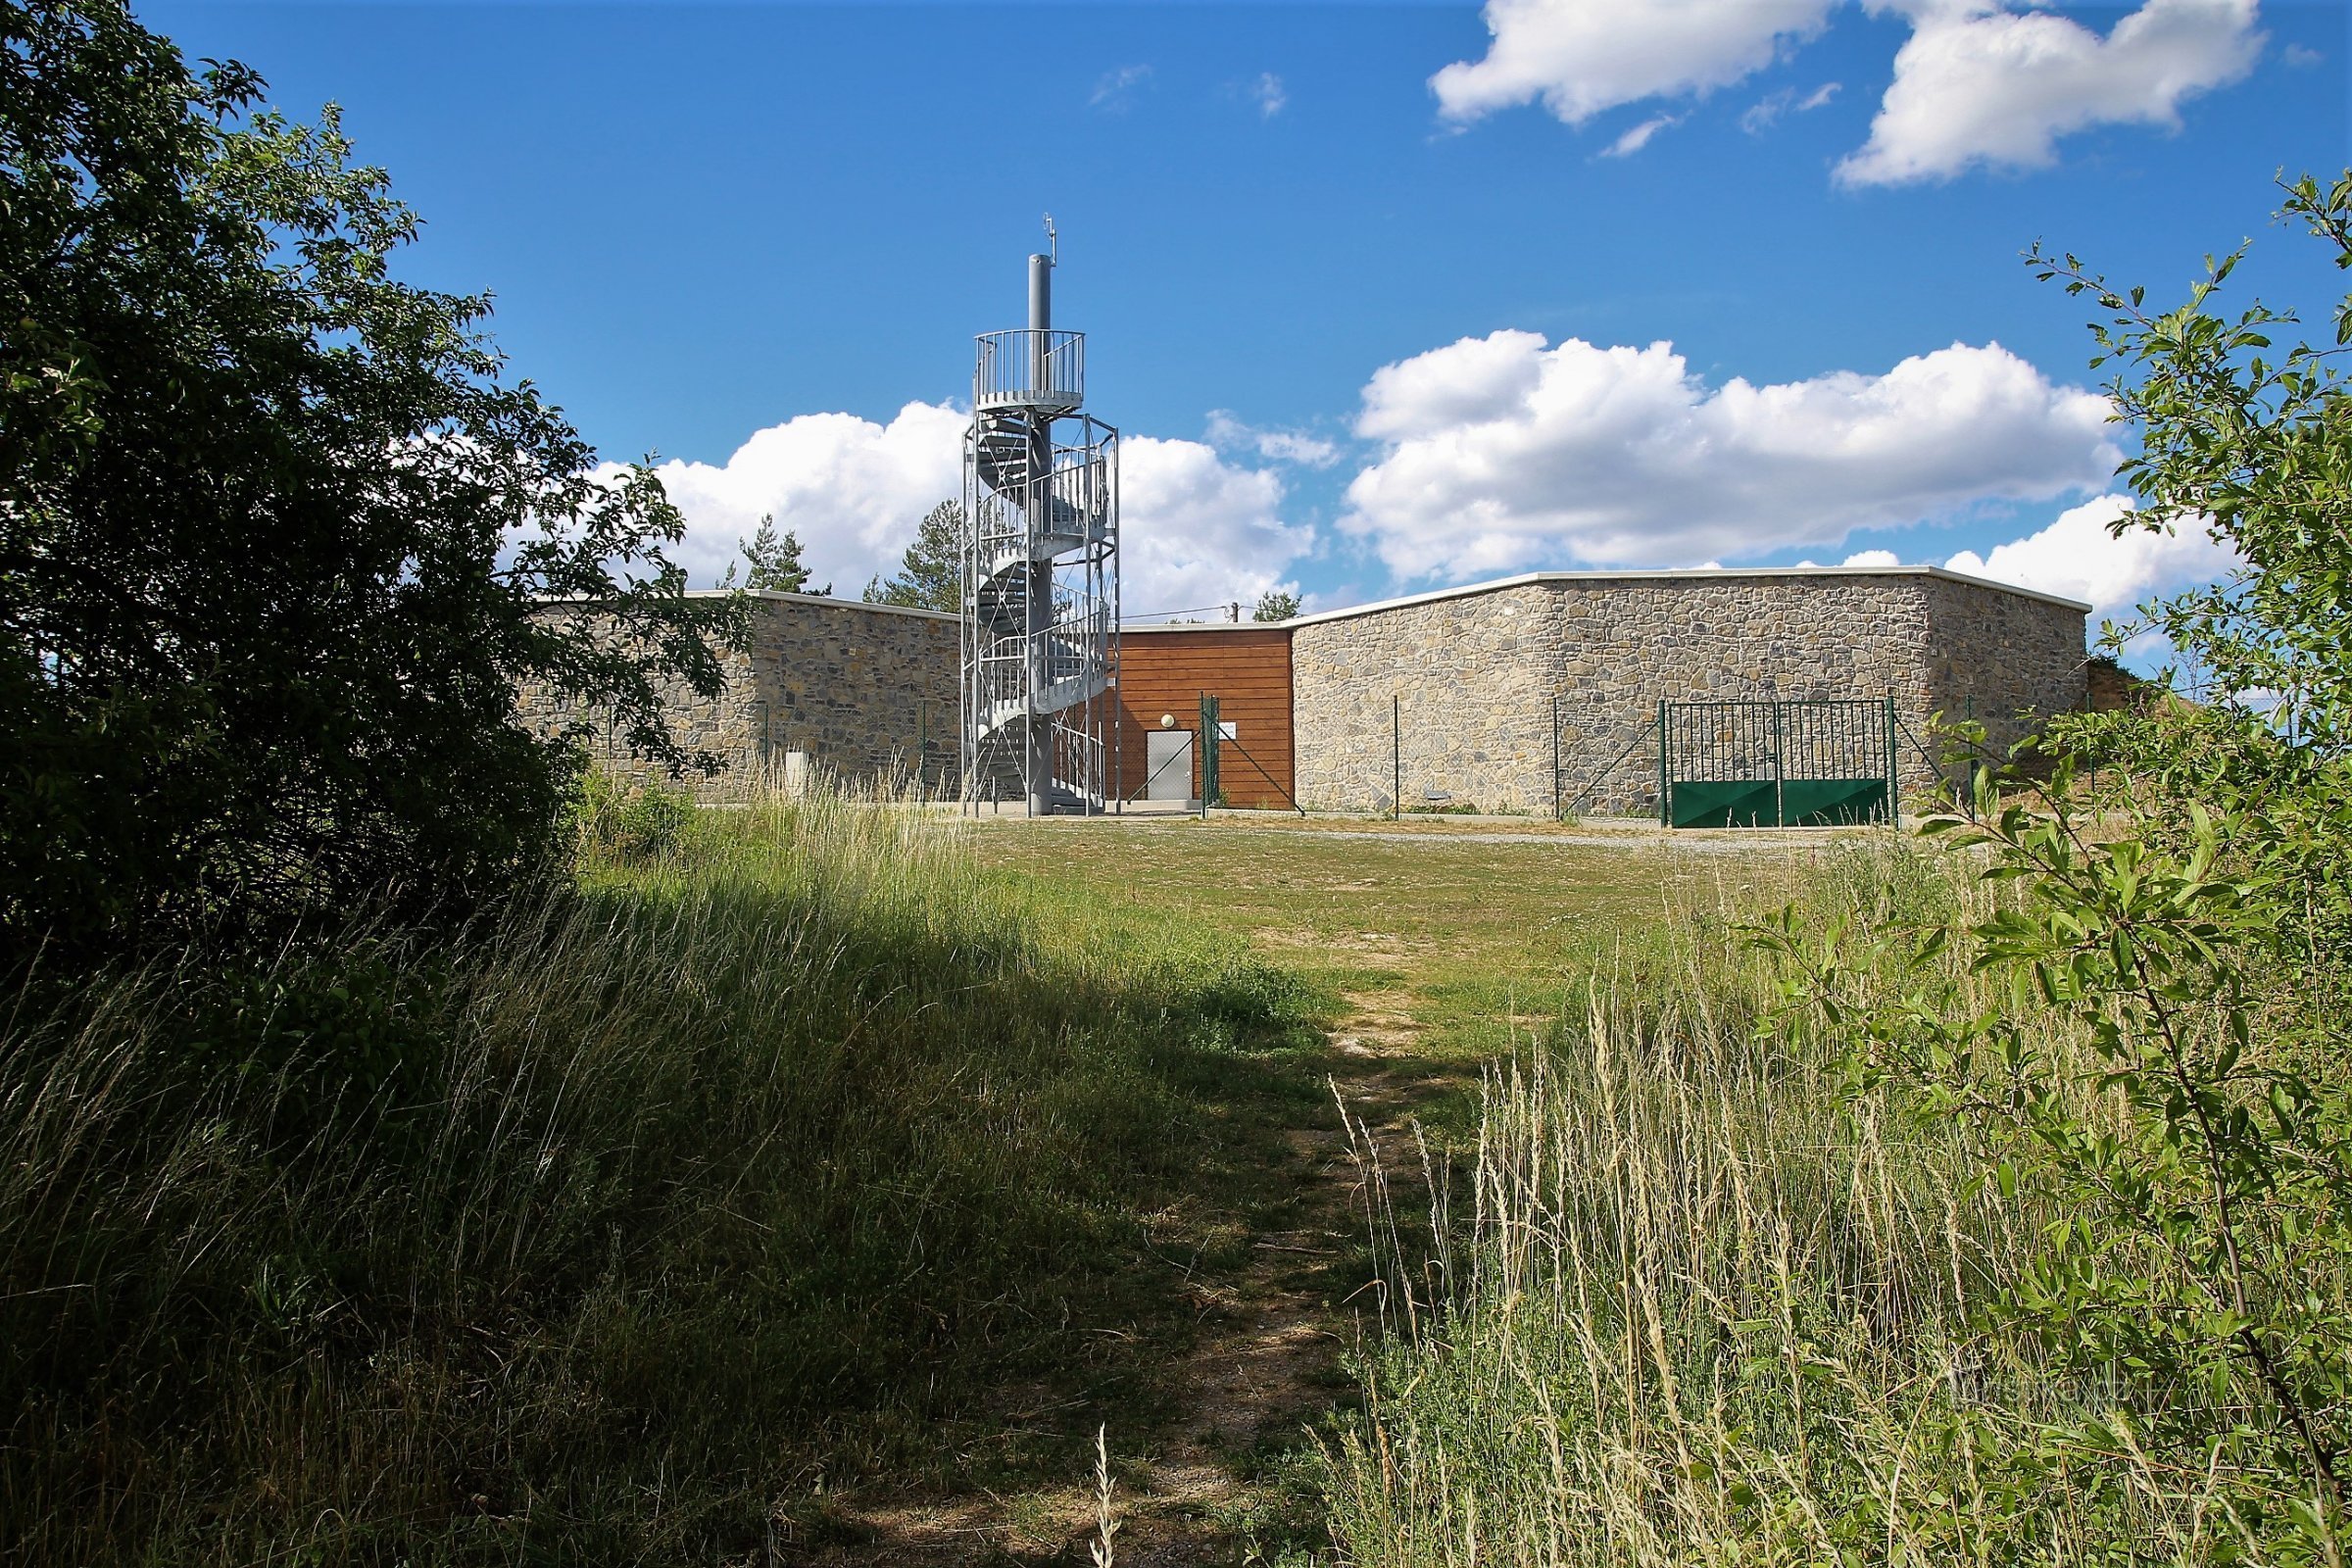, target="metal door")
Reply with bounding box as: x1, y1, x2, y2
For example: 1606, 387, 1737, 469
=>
1146, 730, 1195, 802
